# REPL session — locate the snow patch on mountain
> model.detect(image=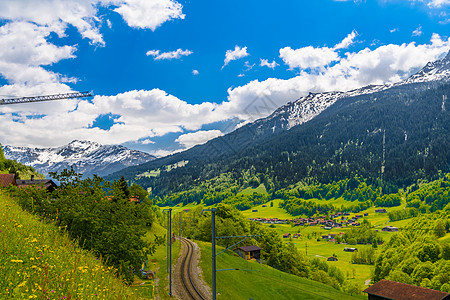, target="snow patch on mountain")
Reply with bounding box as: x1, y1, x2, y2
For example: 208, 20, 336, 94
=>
255, 51, 450, 132
3, 140, 156, 177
